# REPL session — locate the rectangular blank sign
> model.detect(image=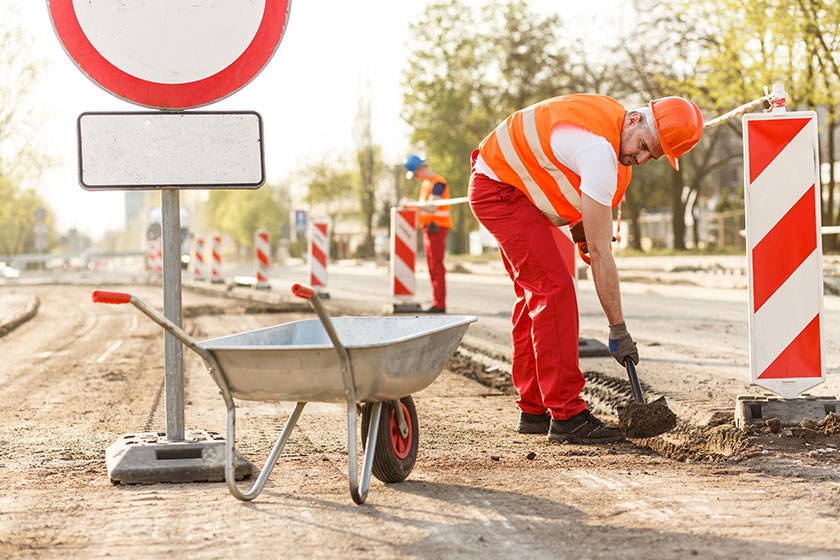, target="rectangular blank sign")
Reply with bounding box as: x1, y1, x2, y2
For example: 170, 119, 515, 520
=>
78, 111, 265, 189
